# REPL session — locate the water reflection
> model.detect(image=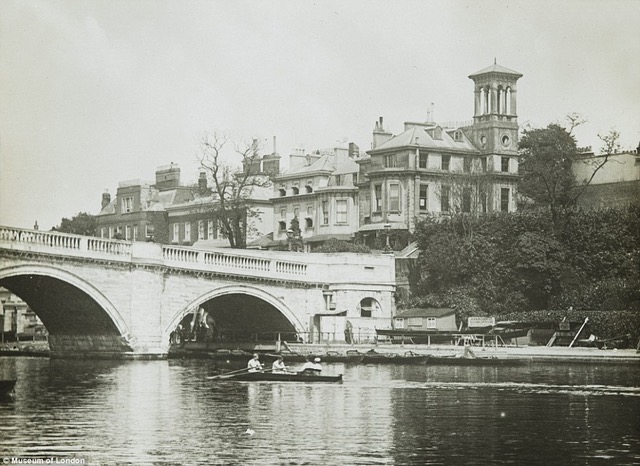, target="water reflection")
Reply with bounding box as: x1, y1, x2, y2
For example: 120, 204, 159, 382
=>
0, 358, 638, 465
